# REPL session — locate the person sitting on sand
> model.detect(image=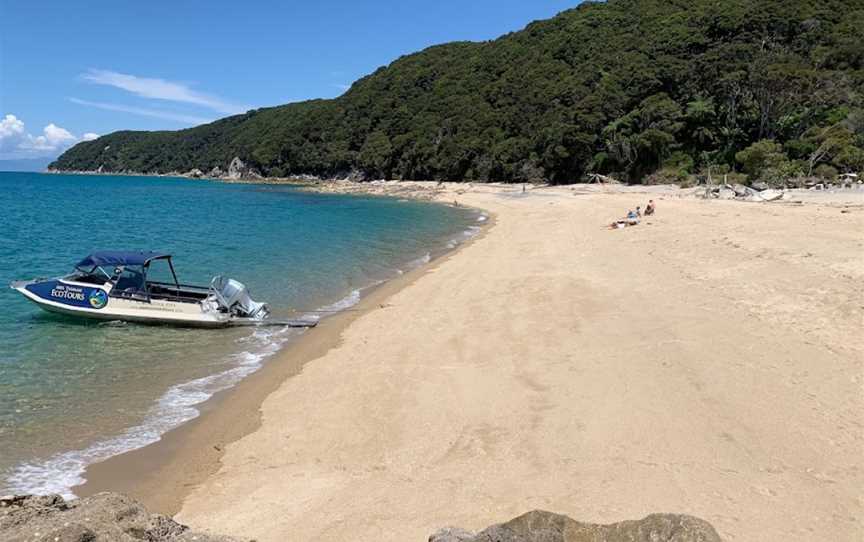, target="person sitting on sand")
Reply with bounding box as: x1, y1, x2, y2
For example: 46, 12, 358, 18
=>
608, 209, 641, 229
645, 200, 656, 216
635, 206, 642, 217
